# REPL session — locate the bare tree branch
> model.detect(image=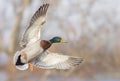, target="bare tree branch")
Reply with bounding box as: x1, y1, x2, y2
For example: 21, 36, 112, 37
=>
9, 0, 30, 56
